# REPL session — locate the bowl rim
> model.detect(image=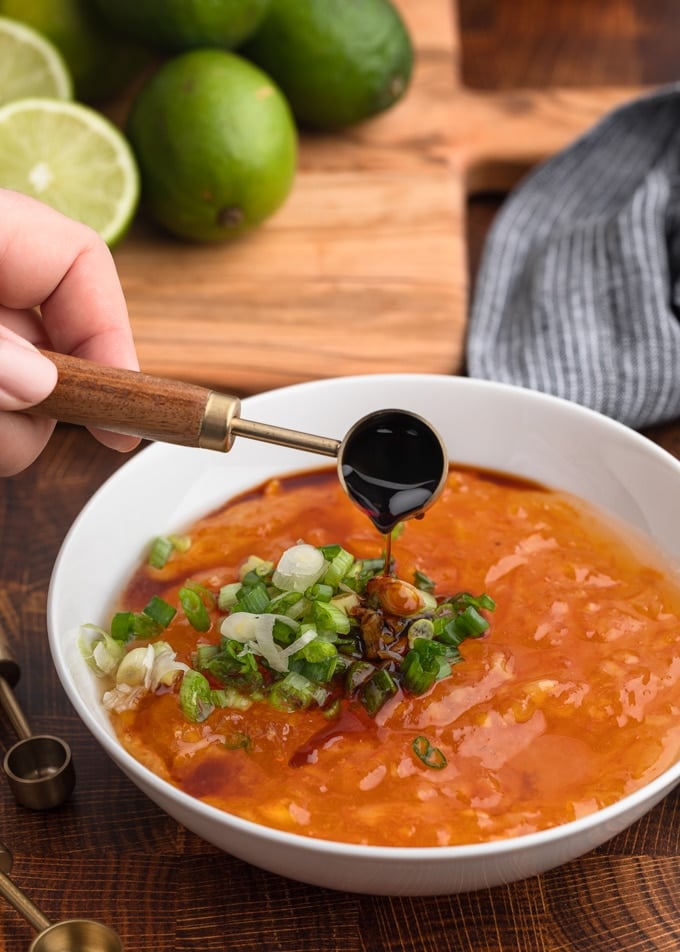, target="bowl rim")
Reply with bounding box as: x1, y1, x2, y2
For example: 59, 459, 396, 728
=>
47, 373, 680, 860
